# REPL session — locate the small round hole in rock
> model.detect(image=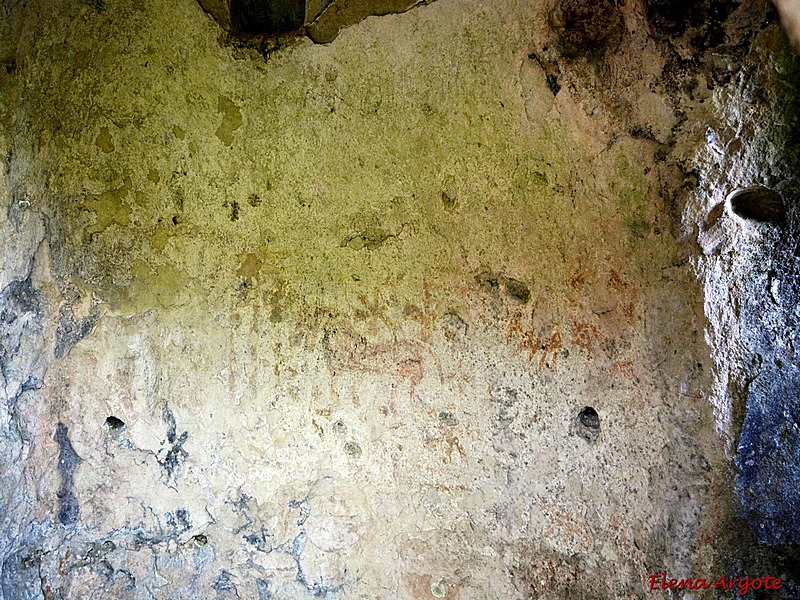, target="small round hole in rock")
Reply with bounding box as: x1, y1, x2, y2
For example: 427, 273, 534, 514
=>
105, 416, 125, 430
576, 406, 600, 442
578, 406, 600, 429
